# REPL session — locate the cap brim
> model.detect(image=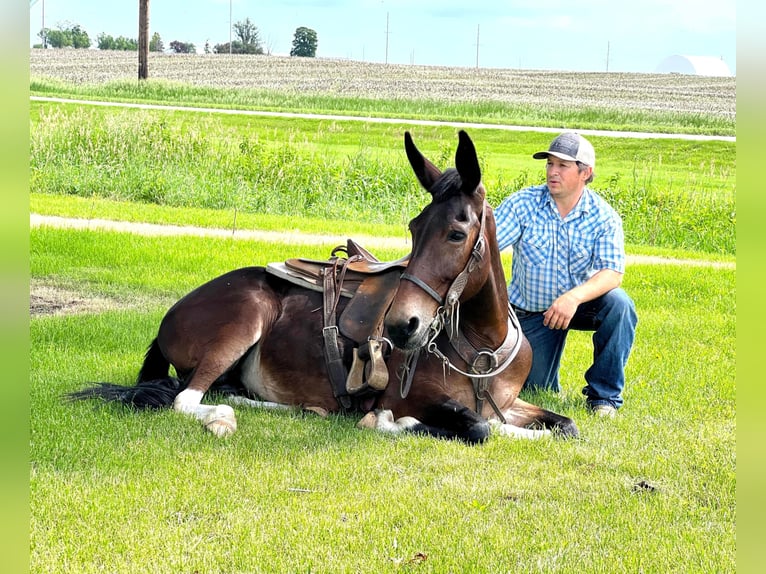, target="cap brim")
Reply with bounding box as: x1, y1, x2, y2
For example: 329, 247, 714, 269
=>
532, 151, 579, 162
